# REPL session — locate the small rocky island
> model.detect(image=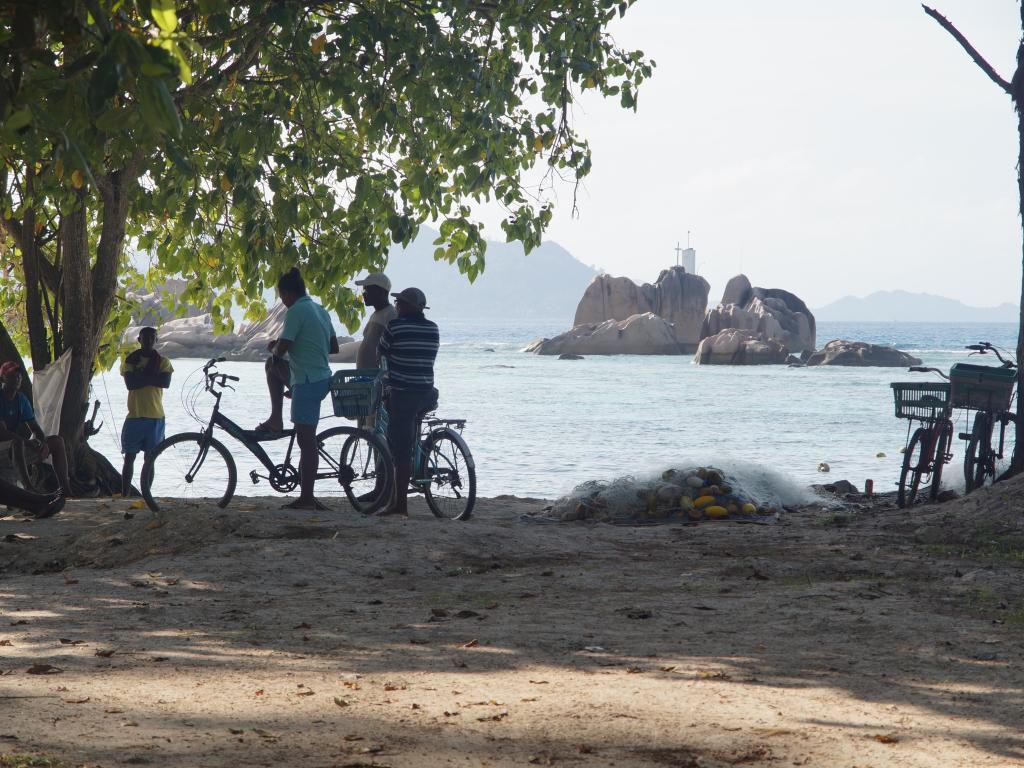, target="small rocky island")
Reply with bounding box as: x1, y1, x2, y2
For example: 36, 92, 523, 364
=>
526, 269, 914, 366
